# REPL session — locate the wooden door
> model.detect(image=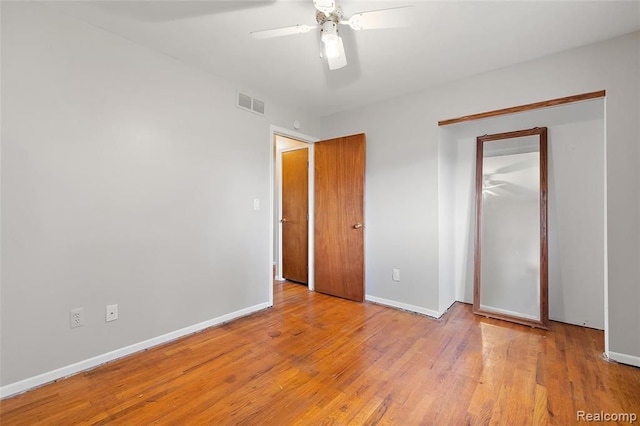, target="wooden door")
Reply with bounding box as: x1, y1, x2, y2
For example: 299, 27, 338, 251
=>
282, 148, 309, 283
314, 134, 365, 301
